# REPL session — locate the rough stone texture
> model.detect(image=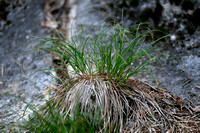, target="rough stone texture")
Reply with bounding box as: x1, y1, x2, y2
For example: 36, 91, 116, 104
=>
0, 0, 53, 126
